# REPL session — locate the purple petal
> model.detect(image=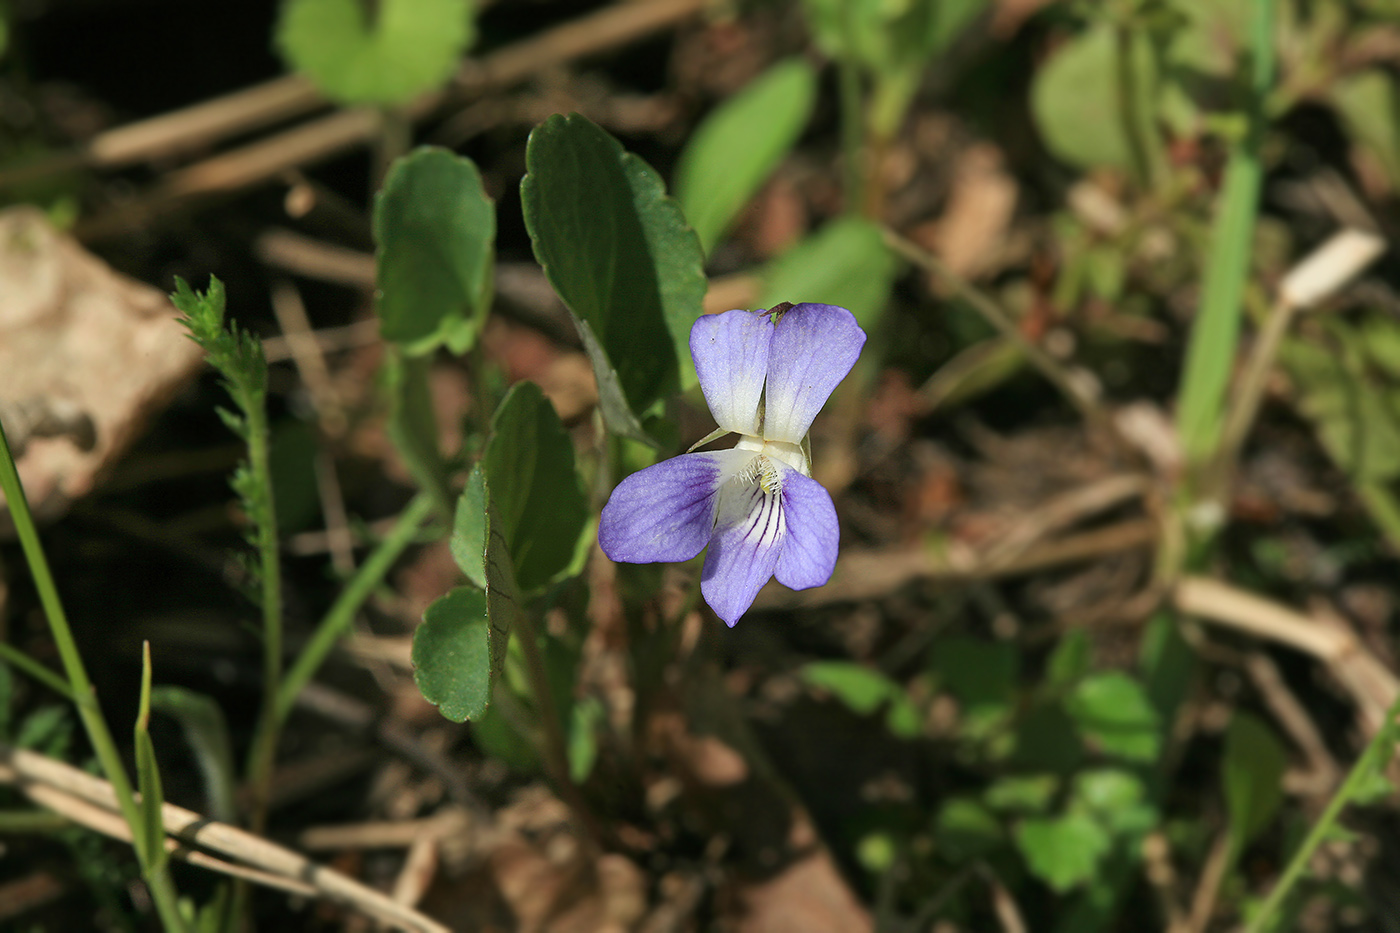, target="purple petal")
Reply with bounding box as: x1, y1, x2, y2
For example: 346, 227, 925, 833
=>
691, 309, 773, 436
762, 303, 866, 444
600, 451, 745, 564
773, 470, 839, 590
701, 483, 784, 626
